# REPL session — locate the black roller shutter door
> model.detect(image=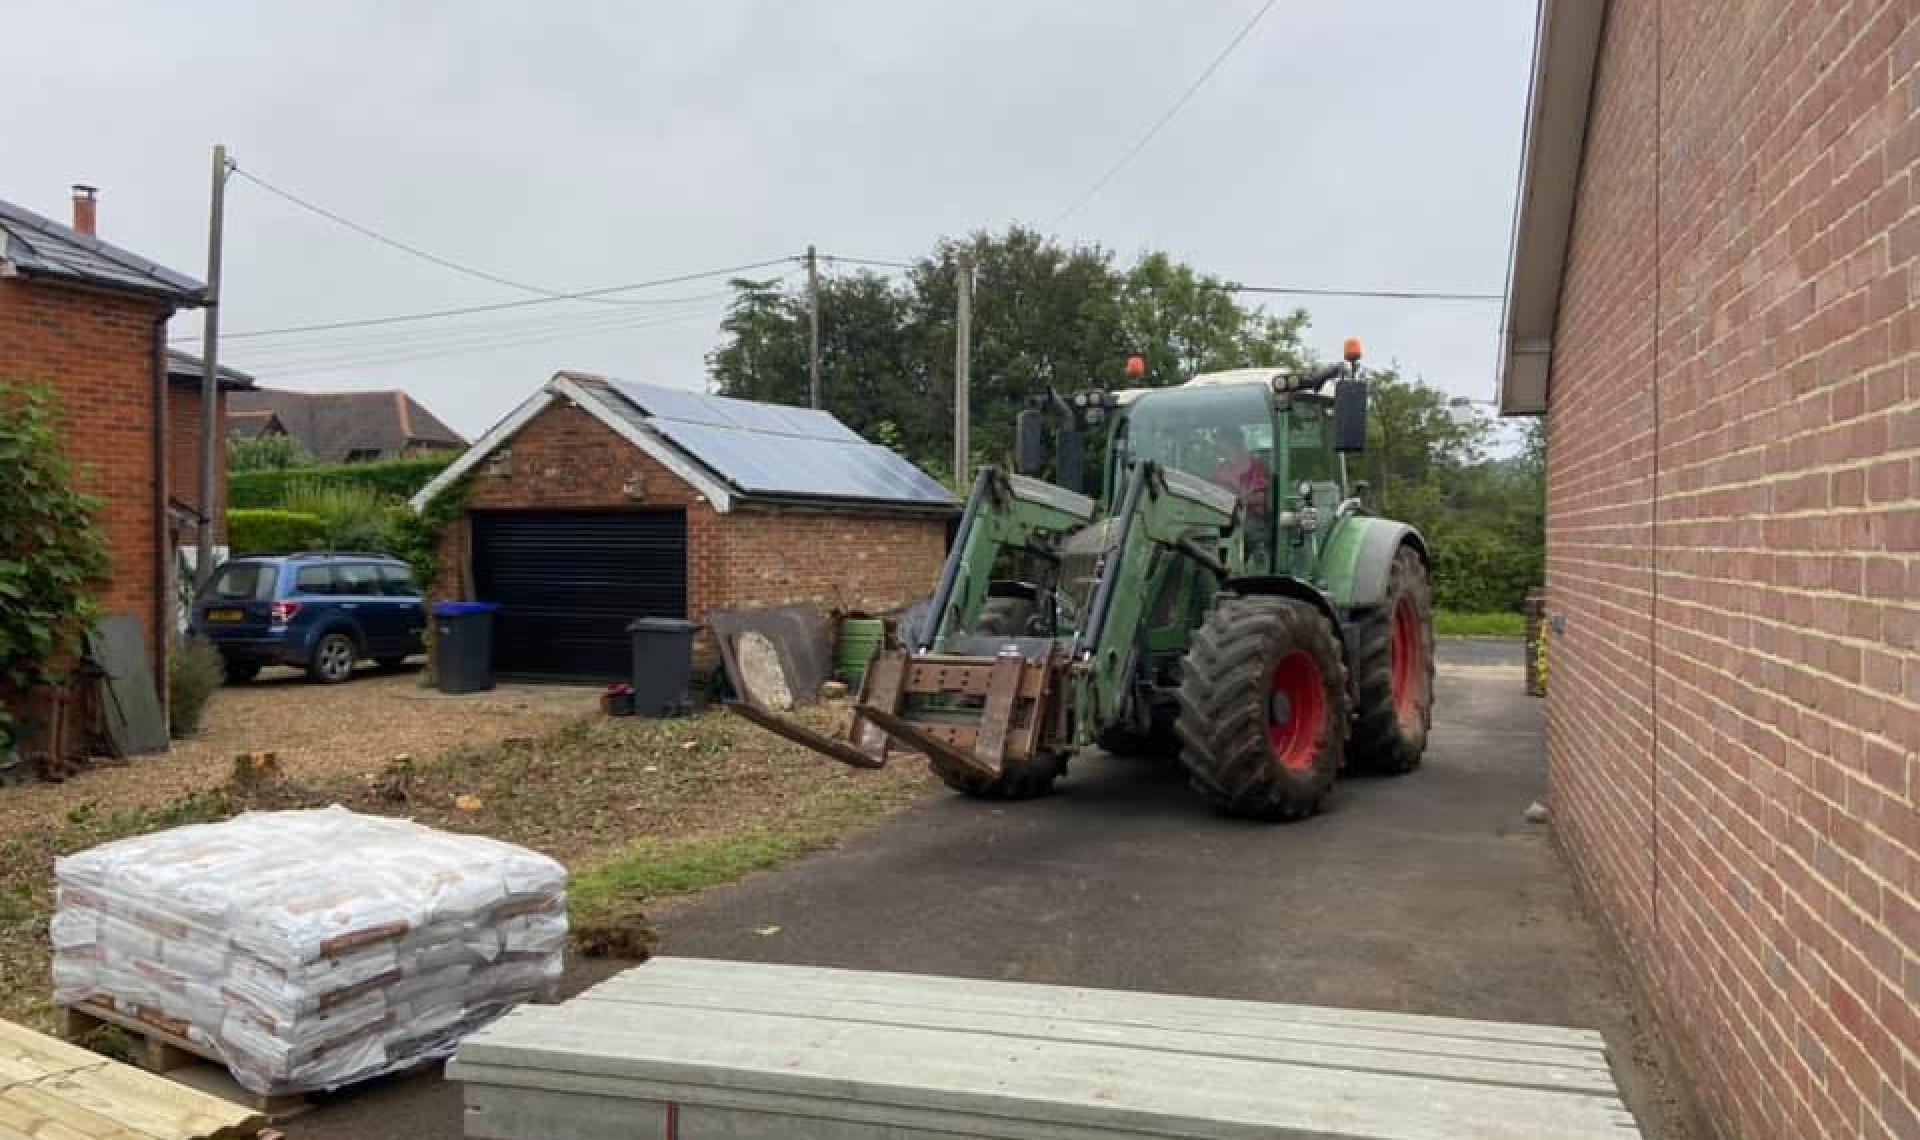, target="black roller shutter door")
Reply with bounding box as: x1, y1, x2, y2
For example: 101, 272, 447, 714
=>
472, 510, 687, 680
